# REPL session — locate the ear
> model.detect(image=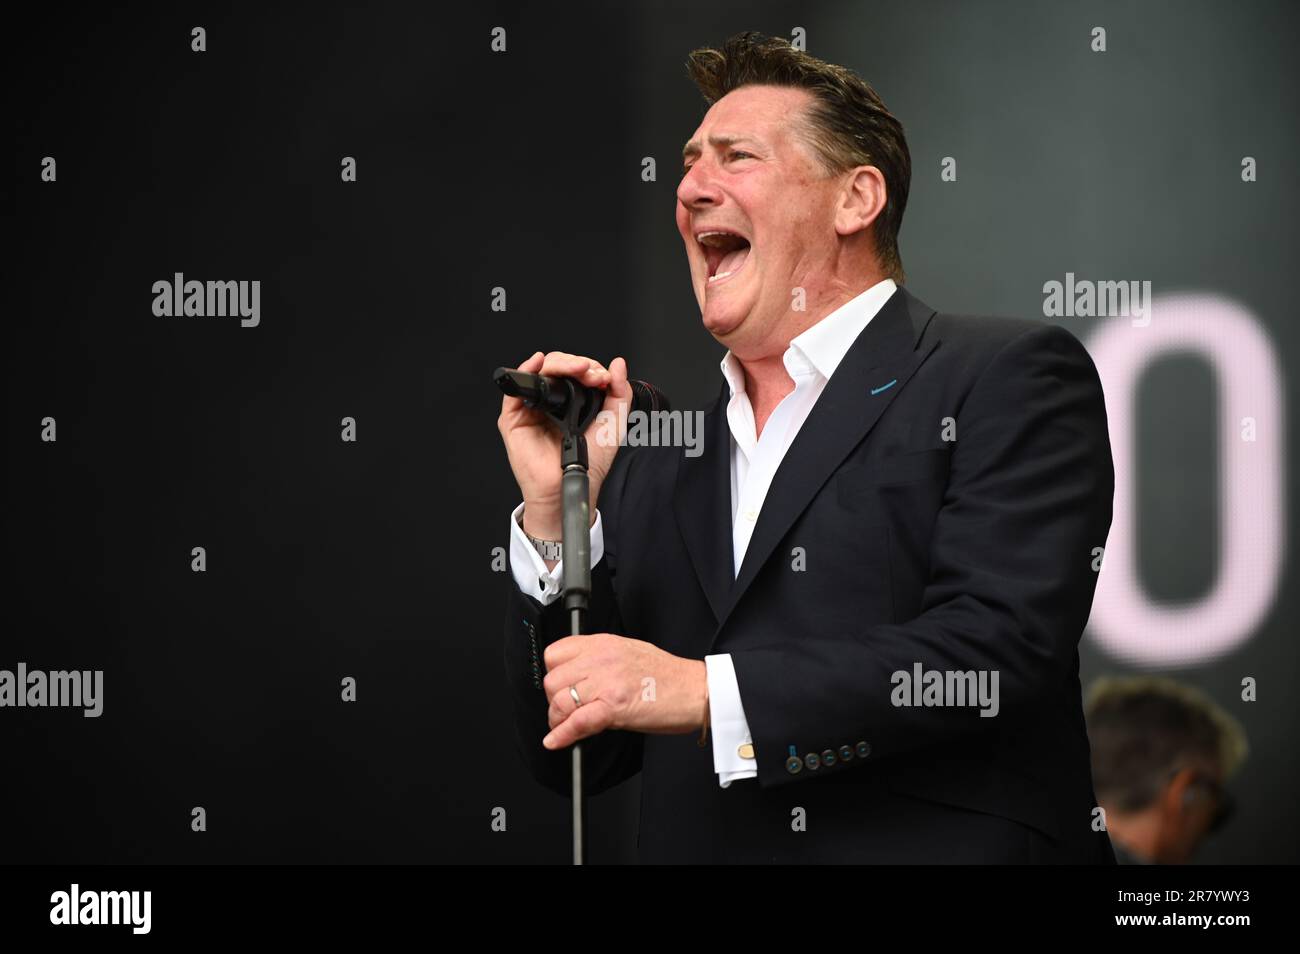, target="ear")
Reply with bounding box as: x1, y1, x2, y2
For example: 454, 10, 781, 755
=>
834, 165, 887, 238
1150, 769, 1199, 864
1163, 767, 1200, 821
